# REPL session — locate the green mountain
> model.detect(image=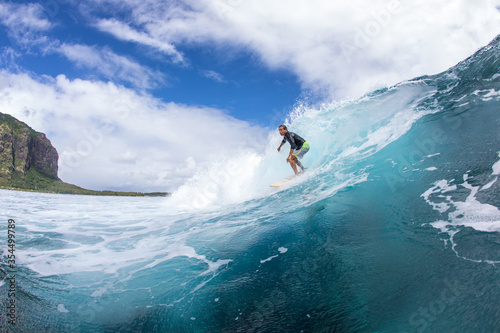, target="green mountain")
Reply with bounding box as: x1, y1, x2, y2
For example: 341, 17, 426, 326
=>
0, 112, 168, 196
